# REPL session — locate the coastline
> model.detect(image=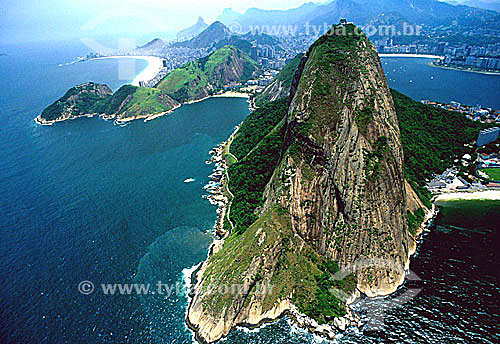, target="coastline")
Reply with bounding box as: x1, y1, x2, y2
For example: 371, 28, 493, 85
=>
89, 55, 165, 86
34, 113, 97, 126
187, 175, 500, 342
429, 61, 500, 76
185, 92, 250, 105
186, 113, 362, 343
34, 91, 250, 126
433, 189, 500, 201
379, 53, 444, 59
